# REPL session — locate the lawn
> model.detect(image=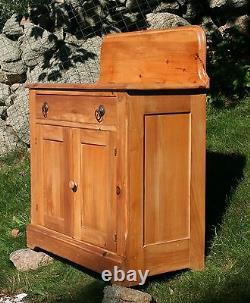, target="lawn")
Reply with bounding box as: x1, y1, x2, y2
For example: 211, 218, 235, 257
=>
0, 99, 249, 302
